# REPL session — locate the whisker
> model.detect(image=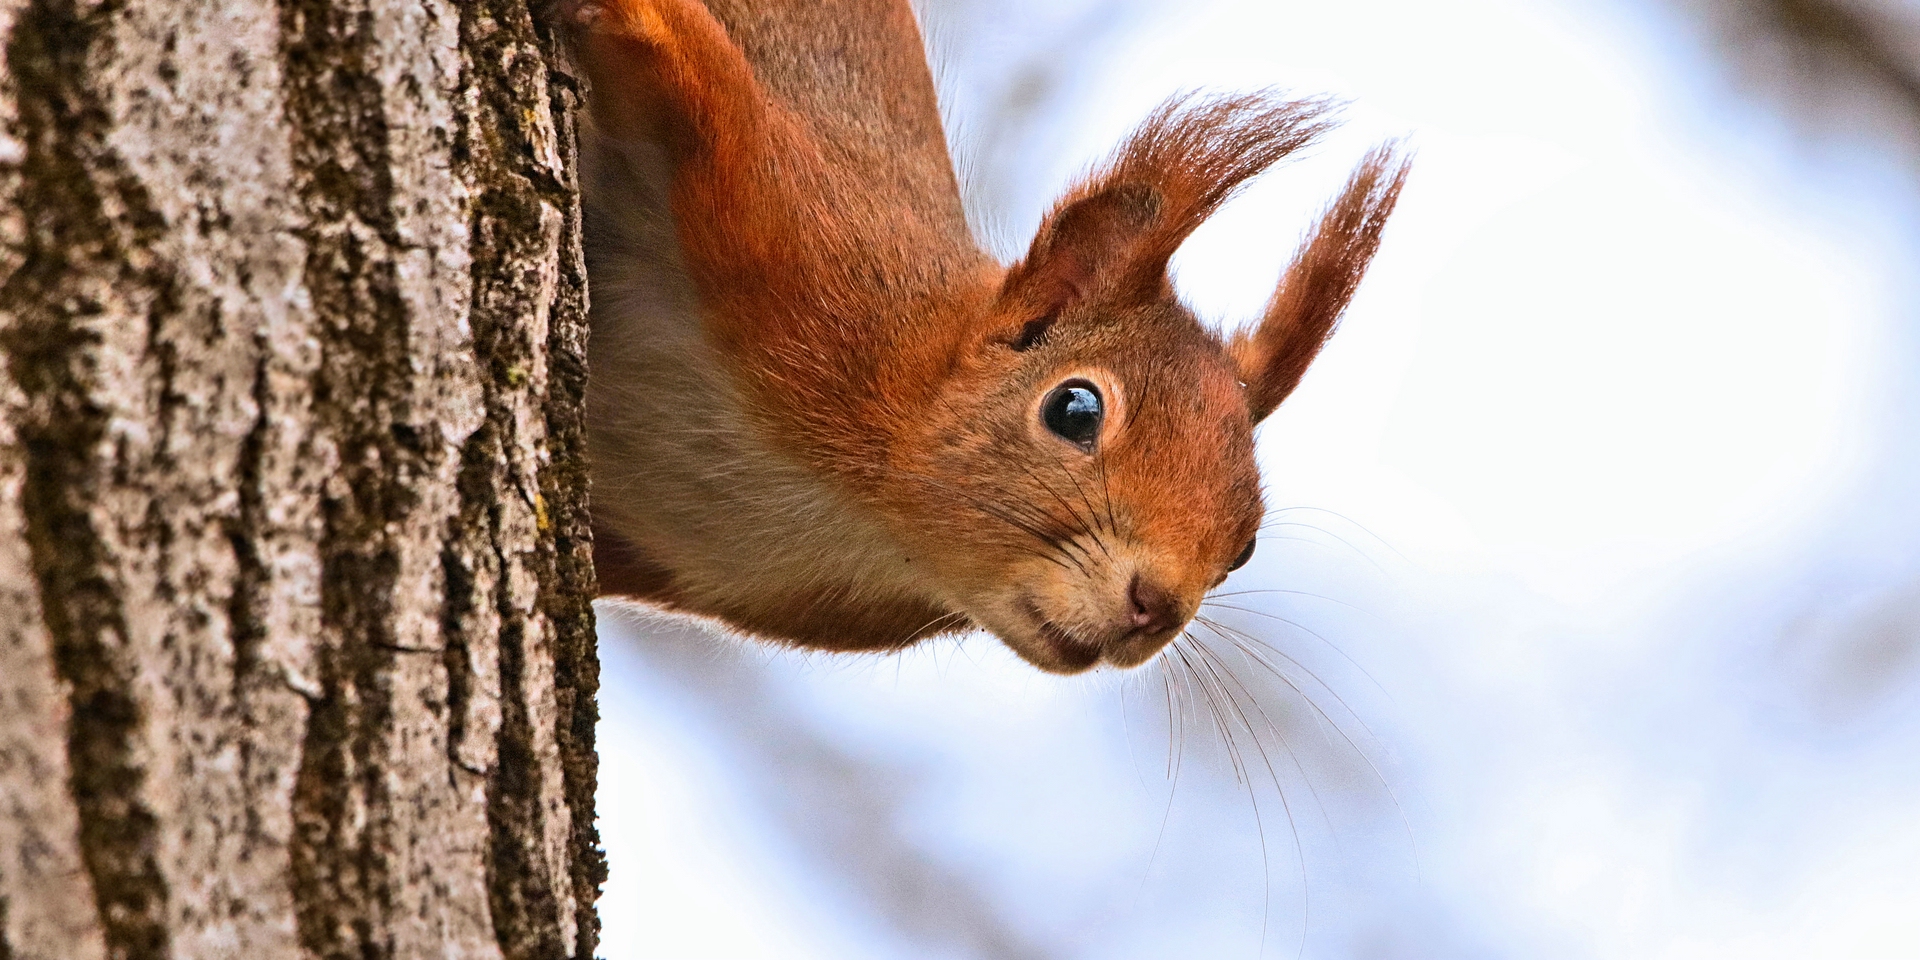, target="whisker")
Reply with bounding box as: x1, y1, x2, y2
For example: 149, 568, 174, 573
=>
1267, 505, 1411, 564
1191, 623, 1336, 842
1136, 644, 1188, 904
1018, 461, 1110, 563
1200, 619, 1419, 870
881, 469, 1098, 575
1199, 600, 1392, 701
899, 609, 972, 643
1199, 614, 1383, 747
1257, 520, 1387, 572
1095, 448, 1119, 535
1163, 642, 1183, 782
1179, 642, 1247, 786
1053, 450, 1116, 548
972, 500, 1093, 575
1198, 602, 1397, 729
1251, 534, 1350, 556
1207, 588, 1372, 616
1186, 633, 1308, 960
1181, 635, 1295, 954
